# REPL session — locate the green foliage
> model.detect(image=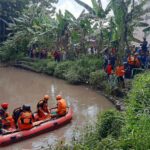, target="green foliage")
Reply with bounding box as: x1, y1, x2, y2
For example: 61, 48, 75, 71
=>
109, 0, 150, 55
0, 0, 58, 61
0, 34, 28, 62
65, 57, 103, 84
28, 60, 47, 72
89, 70, 106, 89
16, 56, 103, 85
71, 123, 99, 150
45, 61, 57, 75
109, 72, 150, 149
0, 0, 30, 42
95, 137, 119, 150
54, 61, 73, 79
126, 71, 150, 115
65, 65, 81, 84
97, 110, 124, 139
